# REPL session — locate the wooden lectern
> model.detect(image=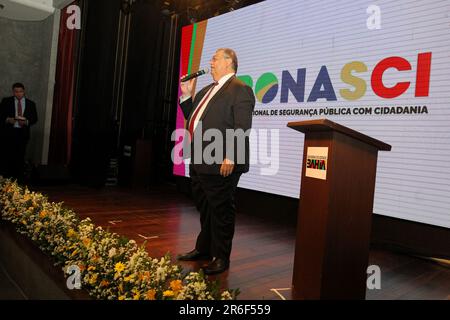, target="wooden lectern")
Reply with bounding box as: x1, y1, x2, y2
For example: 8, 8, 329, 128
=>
287, 119, 391, 300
